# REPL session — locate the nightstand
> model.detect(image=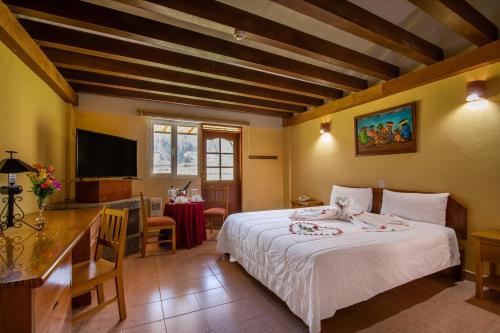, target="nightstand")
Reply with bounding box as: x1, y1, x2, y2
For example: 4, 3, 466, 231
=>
471, 230, 500, 299
290, 199, 324, 209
